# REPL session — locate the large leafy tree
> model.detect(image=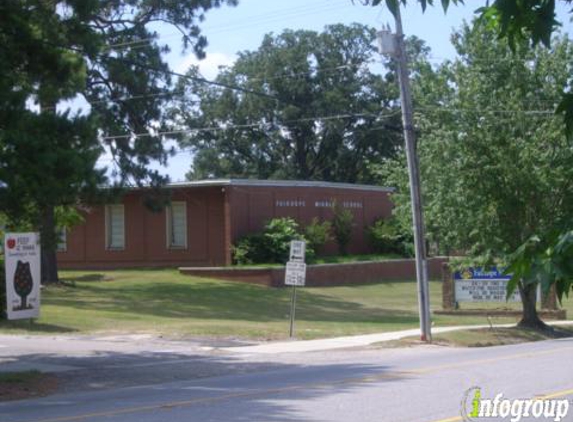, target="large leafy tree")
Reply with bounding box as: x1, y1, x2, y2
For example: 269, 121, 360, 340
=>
363, 0, 573, 137
171, 24, 405, 183
0, 0, 237, 283
382, 21, 573, 329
